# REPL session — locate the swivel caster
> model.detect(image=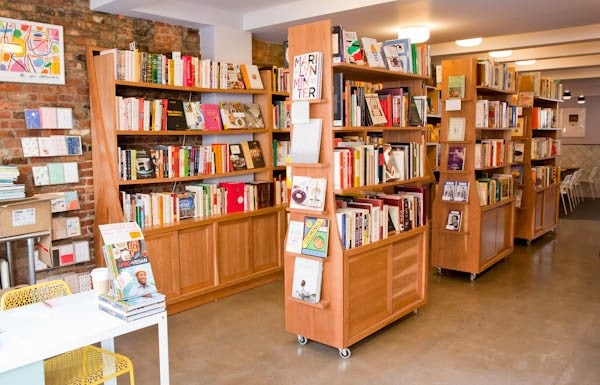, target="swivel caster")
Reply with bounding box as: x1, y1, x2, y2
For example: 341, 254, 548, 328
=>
339, 348, 351, 359
297, 335, 308, 345
436, 267, 443, 275
413, 308, 419, 315
470, 273, 477, 282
